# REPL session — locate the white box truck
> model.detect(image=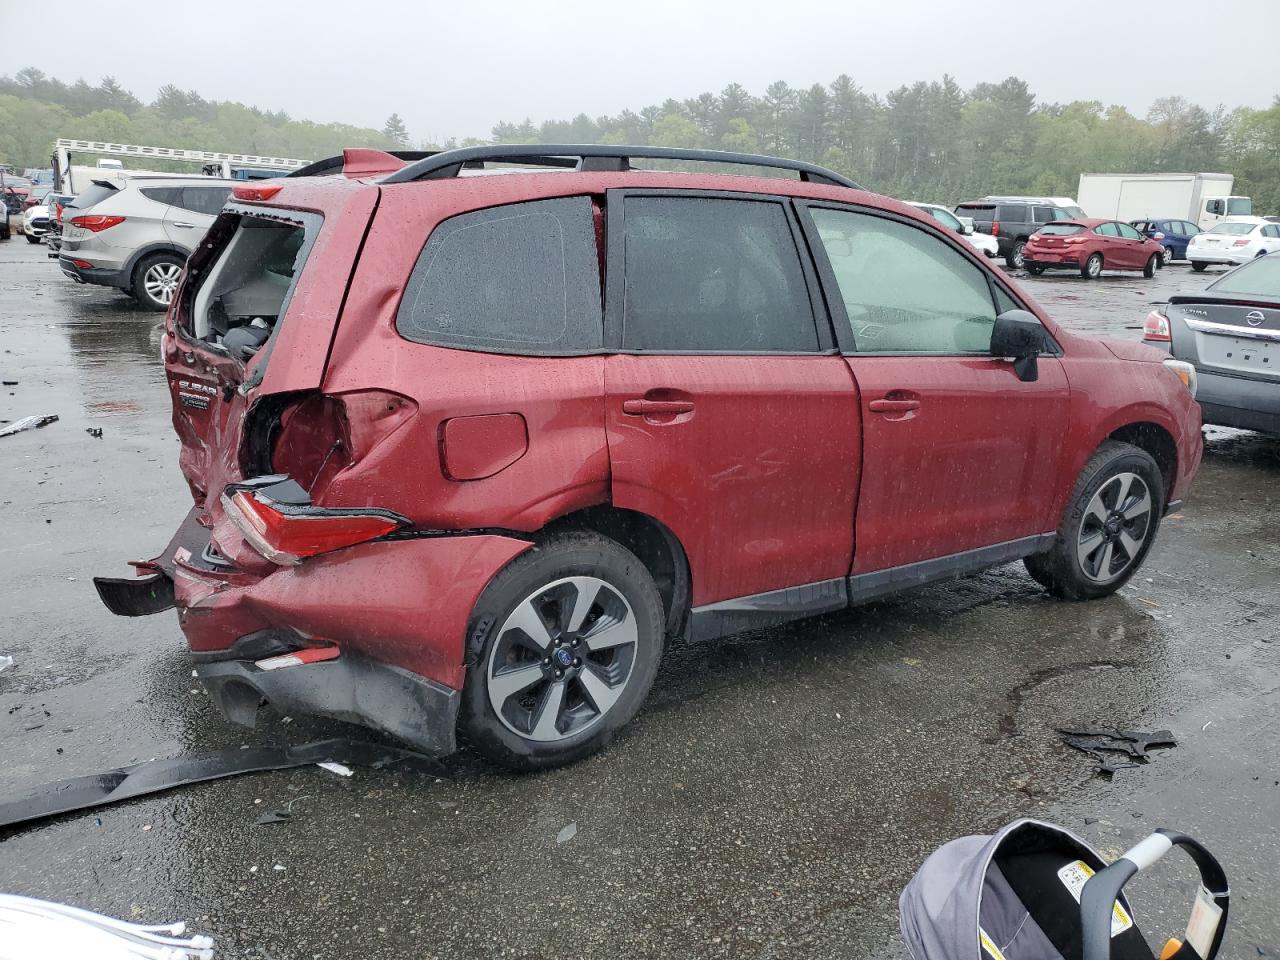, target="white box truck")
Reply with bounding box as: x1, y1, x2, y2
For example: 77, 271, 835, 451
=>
1076, 173, 1252, 230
